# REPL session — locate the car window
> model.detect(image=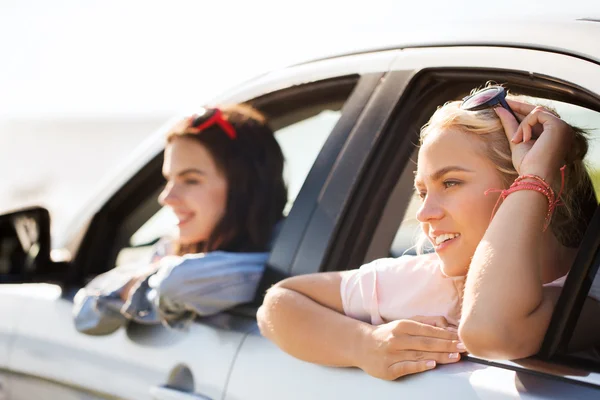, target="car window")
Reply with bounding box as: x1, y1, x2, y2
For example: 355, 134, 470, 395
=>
121, 102, 346, 264
565, 257, 600, 356
390, 98, 600, 258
